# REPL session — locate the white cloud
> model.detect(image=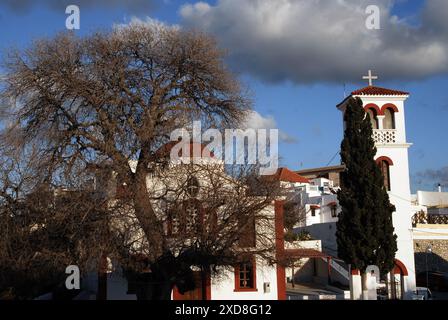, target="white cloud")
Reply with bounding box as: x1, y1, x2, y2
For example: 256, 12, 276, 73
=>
113, 16, 180, 32
180, 0, 448, 84
242, 111, 297, 144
